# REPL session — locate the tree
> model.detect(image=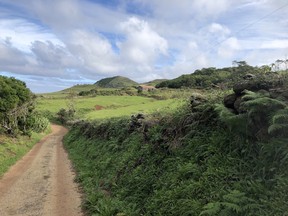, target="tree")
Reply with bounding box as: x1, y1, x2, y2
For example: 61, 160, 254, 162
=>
0, 76, 48, 135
